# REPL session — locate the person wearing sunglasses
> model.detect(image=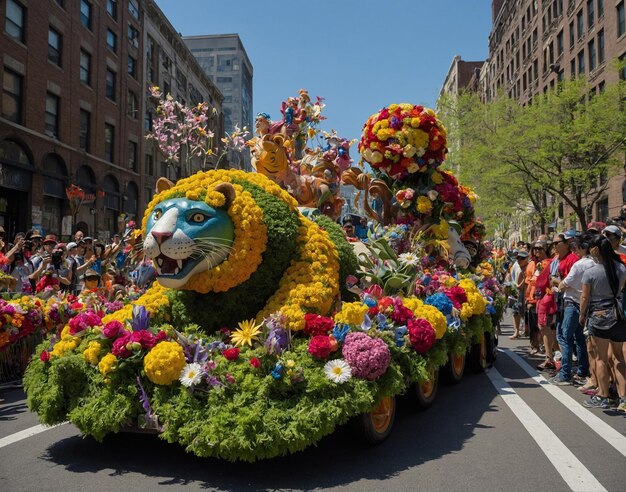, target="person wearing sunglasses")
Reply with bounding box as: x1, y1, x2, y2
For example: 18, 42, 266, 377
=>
525, 240, 551, 357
